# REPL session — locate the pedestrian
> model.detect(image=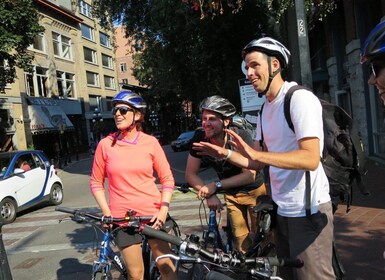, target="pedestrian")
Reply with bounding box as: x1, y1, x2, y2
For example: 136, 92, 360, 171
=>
185, 95, 266, 253
360, 20, 385, 106
90, 90, 177, 280
192, 37, 335, 279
